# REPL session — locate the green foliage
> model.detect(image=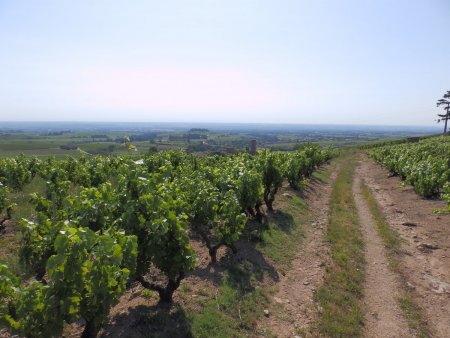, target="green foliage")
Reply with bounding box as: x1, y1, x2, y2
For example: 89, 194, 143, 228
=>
443, 182, 450, 212
0, 183, 10, 216
259, 151, 284, 210
0, 263, 18, 319
214, 190, 247, 246
4, 226, 137, 338
46, 226, 137, 335
6, 281, 62, 338
0, 155, 33, 190
69, 182, 118, 231
236, 168, 263, 212
19, 215, 61, 279
118, 168, 196, 299
0, 146, 331, 333
287, 145, 330, 190
369, 136, 450, 208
